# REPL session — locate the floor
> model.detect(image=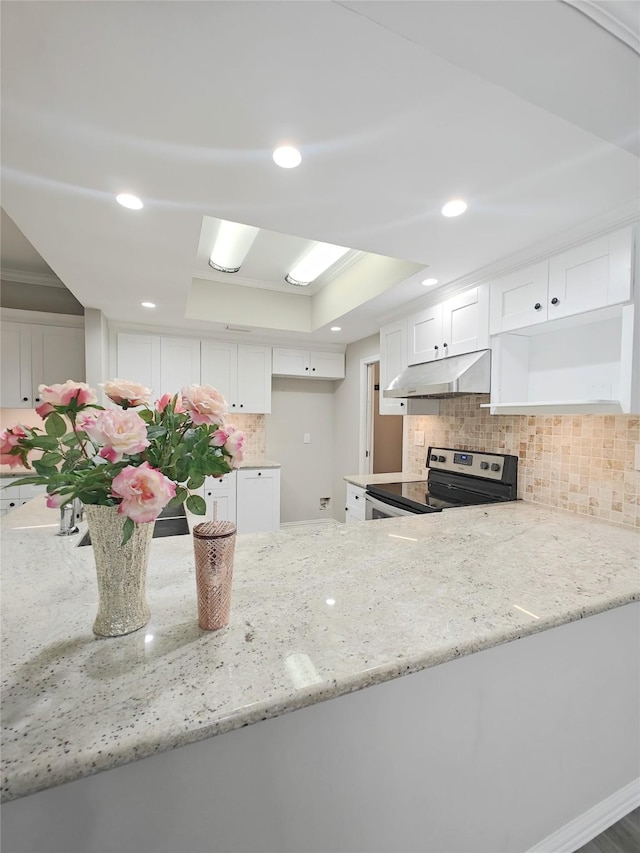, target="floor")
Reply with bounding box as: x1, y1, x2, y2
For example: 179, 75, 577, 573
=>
576, 807, 640, 853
